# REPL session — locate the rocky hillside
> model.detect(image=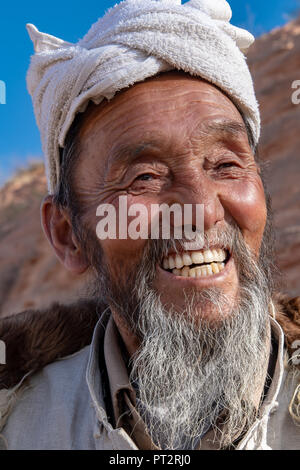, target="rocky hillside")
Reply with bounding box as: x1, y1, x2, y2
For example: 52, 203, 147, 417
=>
248, 17, 300, 298
0, 164, 87, 317
1, 17, 300, 316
